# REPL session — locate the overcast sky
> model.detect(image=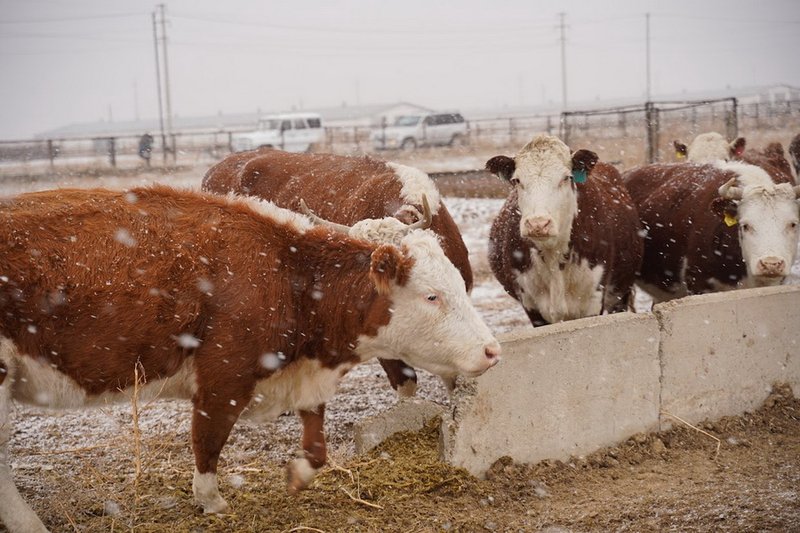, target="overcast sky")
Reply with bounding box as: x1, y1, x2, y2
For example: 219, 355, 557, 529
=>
1, 0, 798, 139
